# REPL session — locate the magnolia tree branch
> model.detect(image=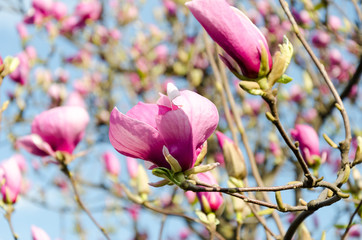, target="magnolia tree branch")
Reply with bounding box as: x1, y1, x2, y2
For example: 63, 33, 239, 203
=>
60, 164, 111, 240
284, 195, 341, 240
4, 207, 18, 240
203, 32, 285, 236
278, 0, 351, 157
319, 56, 362, 127
341, 199, 362, 240
262, 92, 314, 185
